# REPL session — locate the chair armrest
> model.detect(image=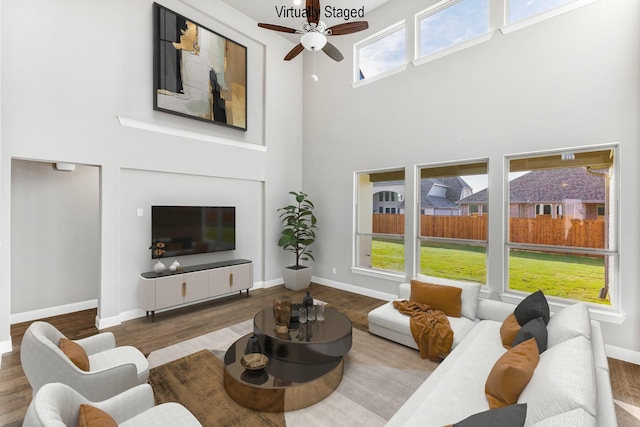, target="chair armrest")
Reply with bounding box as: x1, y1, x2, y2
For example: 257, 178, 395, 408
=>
76, 332, 116, 355
68, 363, 140, 401
97, 384, 155, 423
